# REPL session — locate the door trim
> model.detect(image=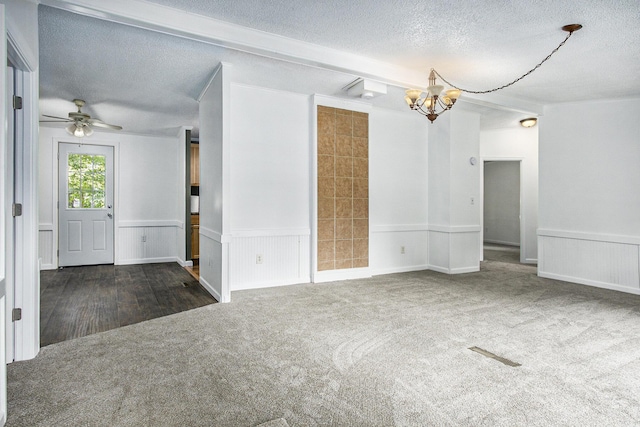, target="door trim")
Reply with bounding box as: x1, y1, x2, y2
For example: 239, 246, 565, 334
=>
479, 158, 525, 263
0, 4, 8, 423
6, 18, 40, 364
